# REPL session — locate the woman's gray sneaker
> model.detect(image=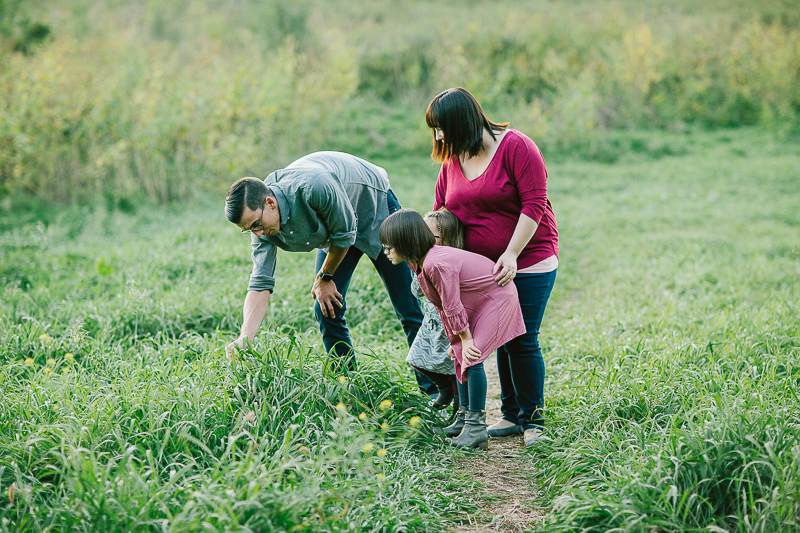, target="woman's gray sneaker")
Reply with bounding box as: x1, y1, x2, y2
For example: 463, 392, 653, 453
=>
523, 427, 544, 446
